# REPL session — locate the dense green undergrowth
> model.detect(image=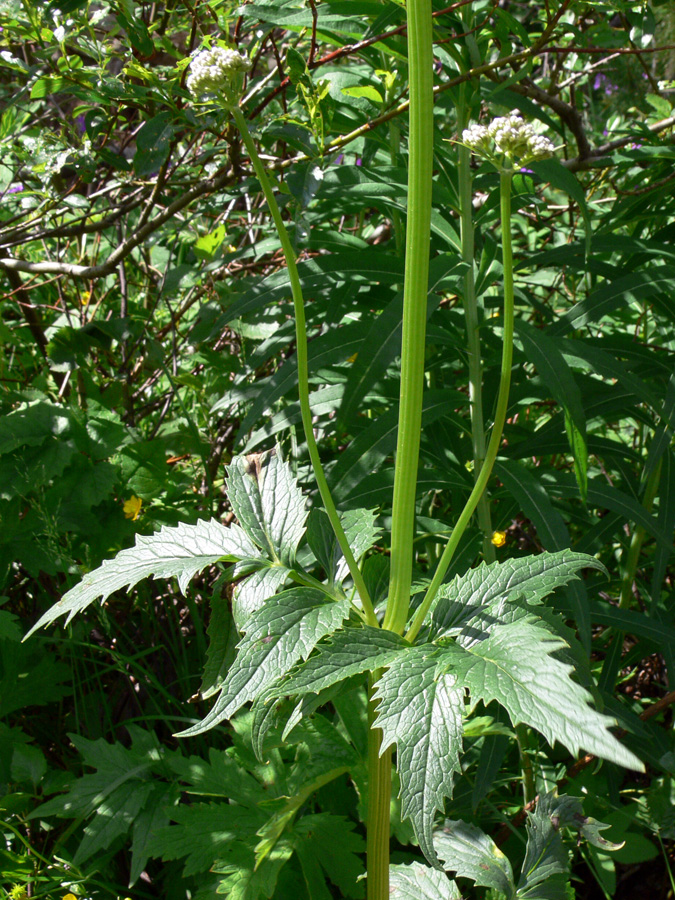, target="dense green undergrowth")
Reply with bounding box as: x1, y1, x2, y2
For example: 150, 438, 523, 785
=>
1, 0, 674, 898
